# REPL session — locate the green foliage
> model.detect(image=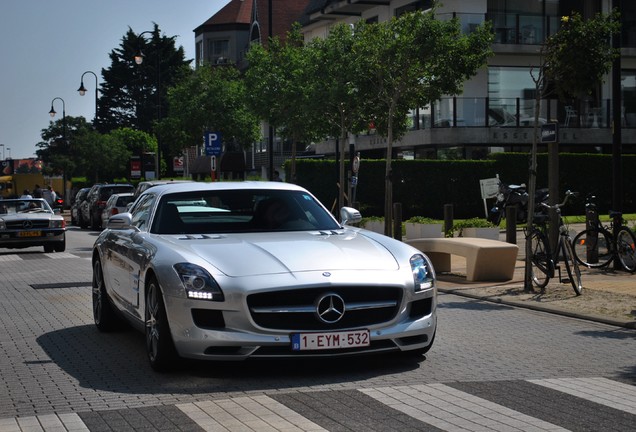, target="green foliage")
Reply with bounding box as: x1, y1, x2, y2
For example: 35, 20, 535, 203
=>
543, 10, 620, 100
291, 153, 636, 219
98, 24, 190, 134
244, 24, 320, 181
406, 216, 440, 224
447, 218, 496, 238
165, 65, 259, 152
